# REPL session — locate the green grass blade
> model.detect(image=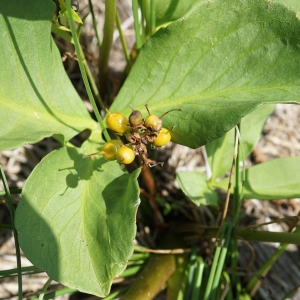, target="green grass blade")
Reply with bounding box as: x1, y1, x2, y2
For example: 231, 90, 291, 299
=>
83, 58, 105, 110
211, 223, 233, 300
191, 256, 205, 300
232, 125, 244, 298
66, 0, 109, 141
117, 265, 143, 278
204, 222, 228, 300
0, 189, 22, 196
0, 266, 41, 278
230, 239, 241, 299
129, 253, 150, 260
103, 286, 130, 300
222, 271, 234, 300
39, 277, 52, 300
176, 260, 189, 300
88, 0, 101, 48
30, 287, 77, 300
246, 226, 300, 297
132, 0, 143, 50
0, 164, 22, 299
139, 0, 146, 41
76, 13, 89, 37
185, 244, 197, 299
0, 223, 13, 230
116, 12, 131, 65
281, 283, 300, 300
